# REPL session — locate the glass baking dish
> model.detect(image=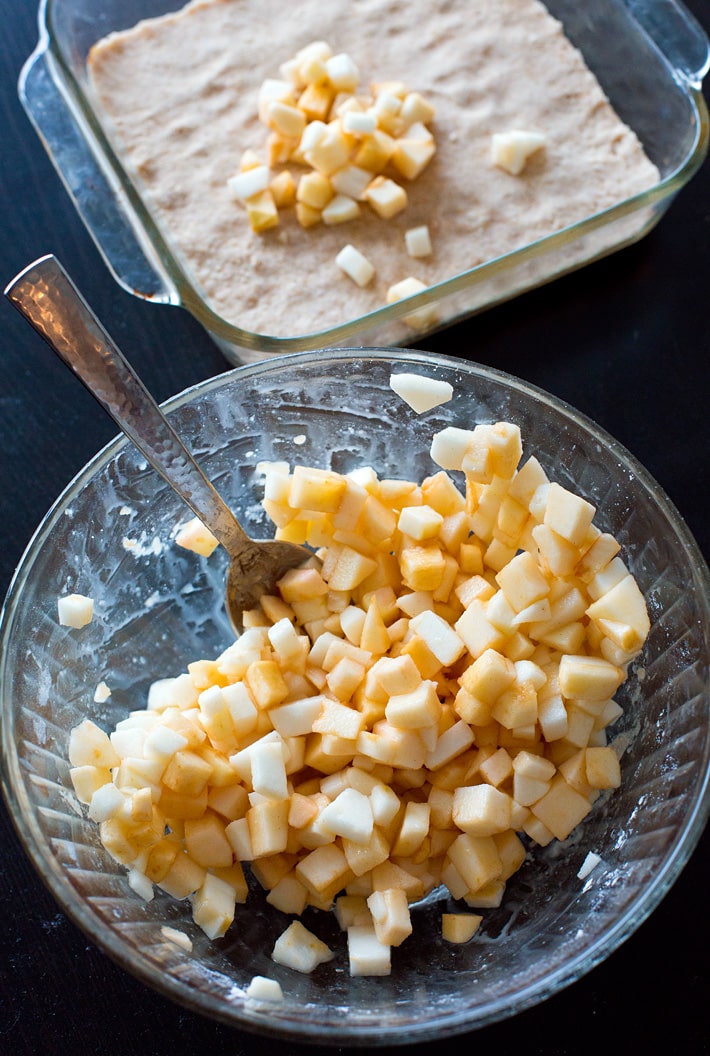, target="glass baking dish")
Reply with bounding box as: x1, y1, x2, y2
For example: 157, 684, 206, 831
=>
19, 0, 710, 365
